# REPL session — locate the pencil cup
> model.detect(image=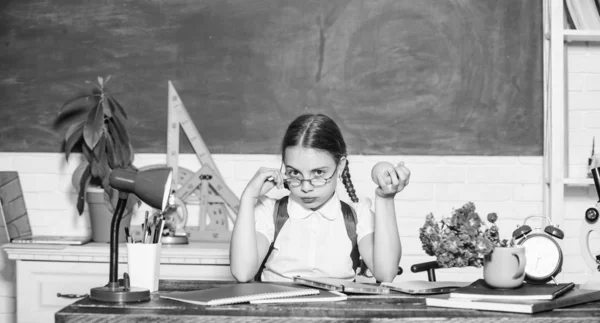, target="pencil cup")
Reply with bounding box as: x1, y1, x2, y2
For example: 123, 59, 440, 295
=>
126, 243, 161, 292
